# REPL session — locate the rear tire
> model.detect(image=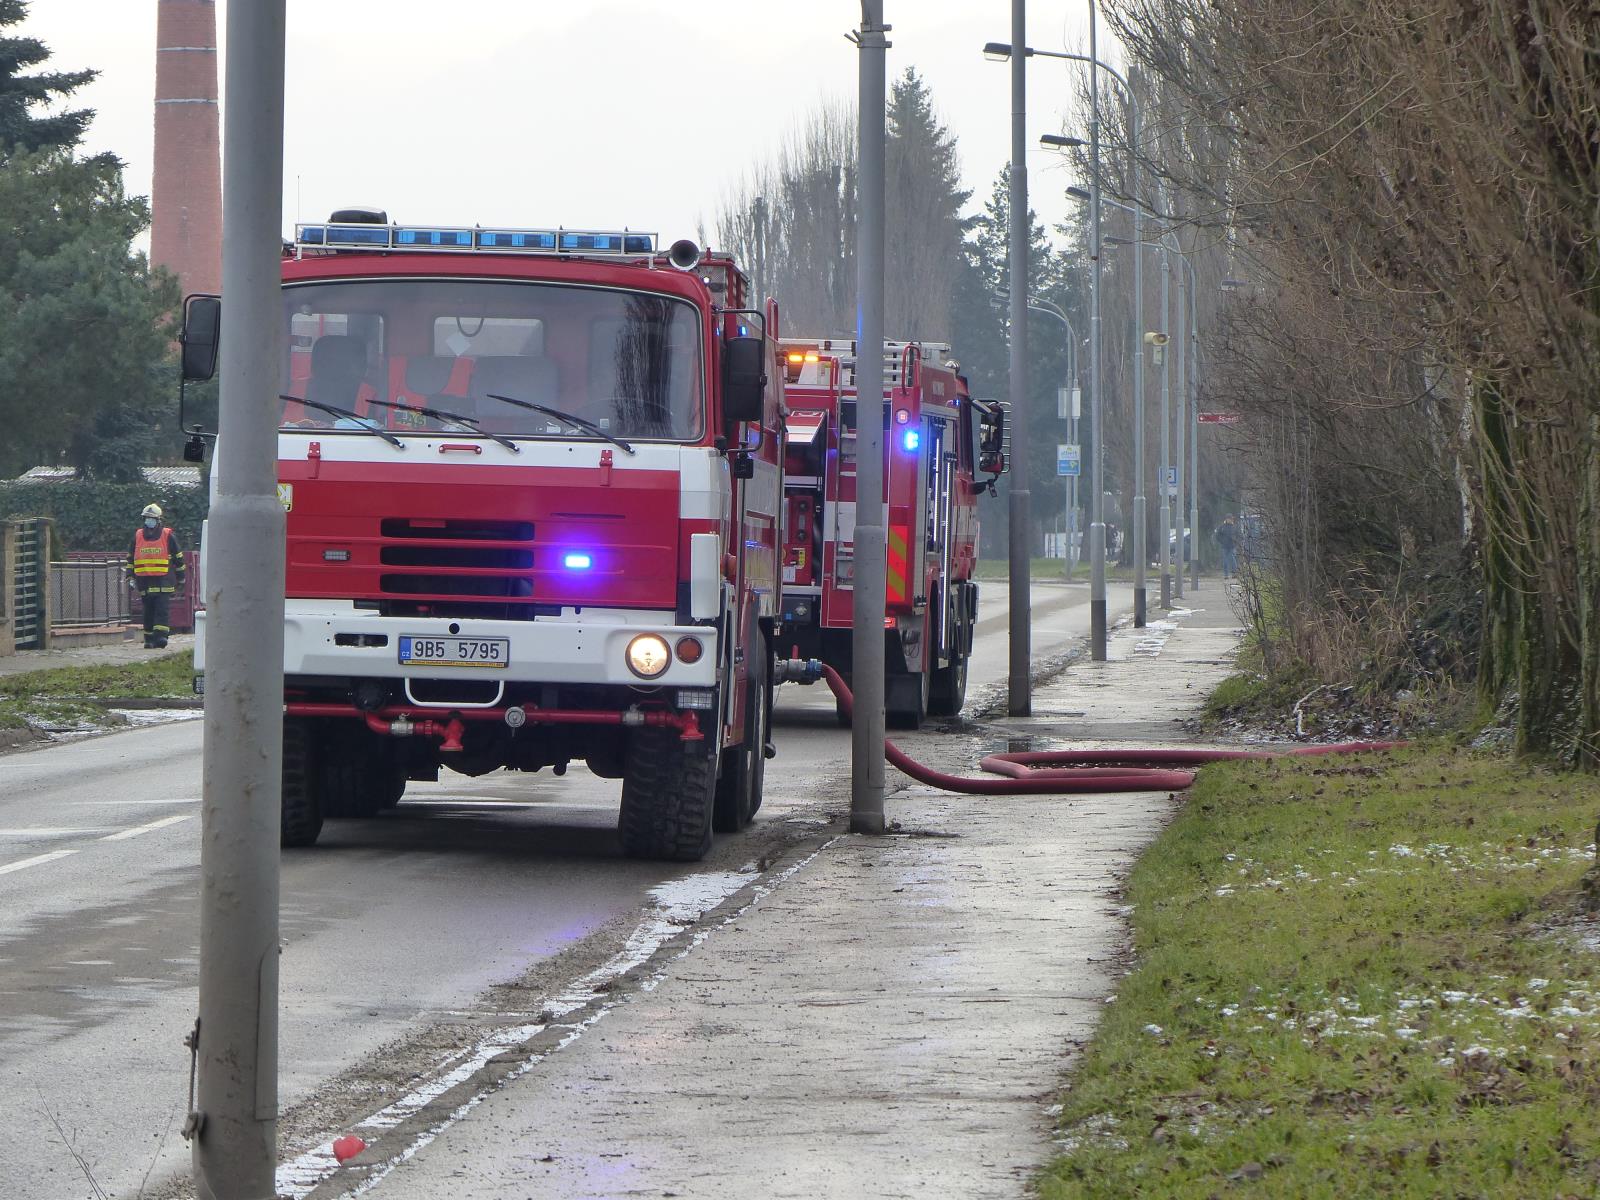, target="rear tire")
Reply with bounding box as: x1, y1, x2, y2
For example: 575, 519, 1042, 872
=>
619, 724, 717, 861
927, 651, 969, 717
280, 718, 324, 847
320, 726, 404, 817
885, 667, 929, 731
714, 647, 769, 832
